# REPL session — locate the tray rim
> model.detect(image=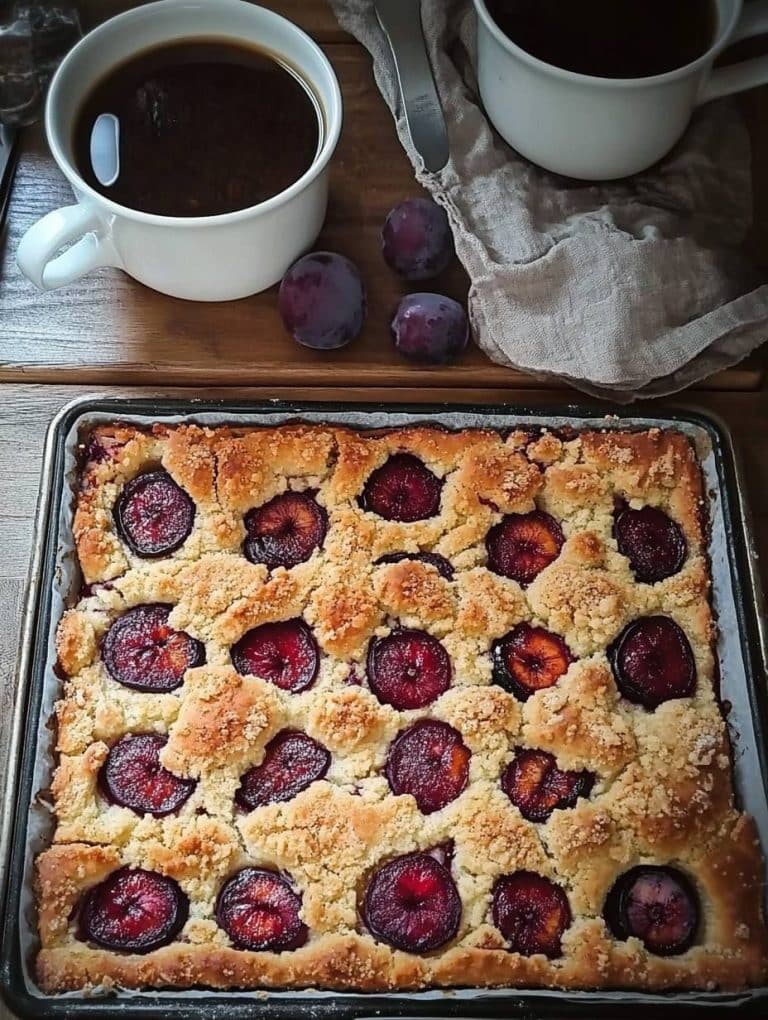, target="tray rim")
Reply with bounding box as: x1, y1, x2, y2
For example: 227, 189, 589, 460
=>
2, 392, 767, 1020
